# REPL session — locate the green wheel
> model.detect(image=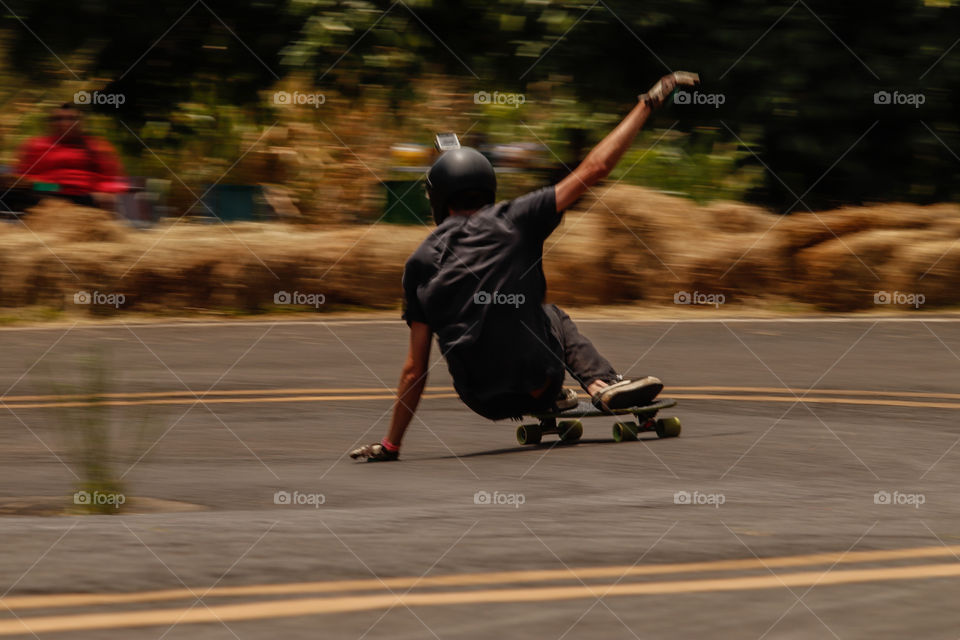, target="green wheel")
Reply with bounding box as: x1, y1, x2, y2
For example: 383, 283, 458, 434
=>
558, 420, 583, 443
612, 421, 639, 442
516, 424, 542, 445
655, 416, 682, 438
